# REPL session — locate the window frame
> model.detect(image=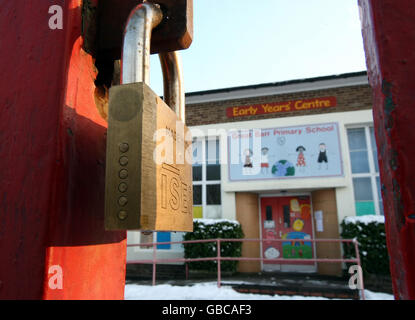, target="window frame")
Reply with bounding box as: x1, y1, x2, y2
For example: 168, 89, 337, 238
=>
347, 124, 383, 216
192, 136, 222, 219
